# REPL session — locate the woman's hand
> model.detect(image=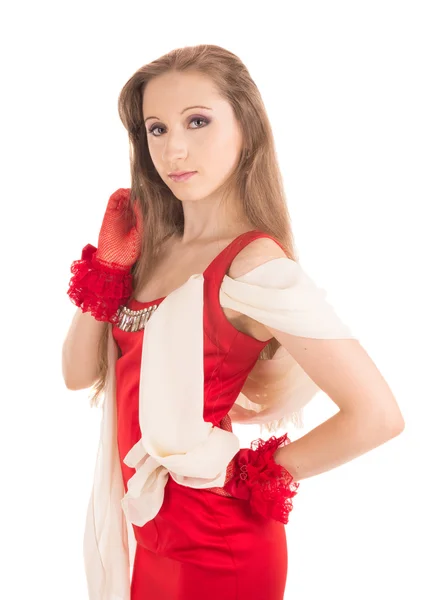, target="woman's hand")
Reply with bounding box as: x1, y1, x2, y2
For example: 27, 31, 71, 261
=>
67, 187, 144, 322
94, 188, 143, 271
